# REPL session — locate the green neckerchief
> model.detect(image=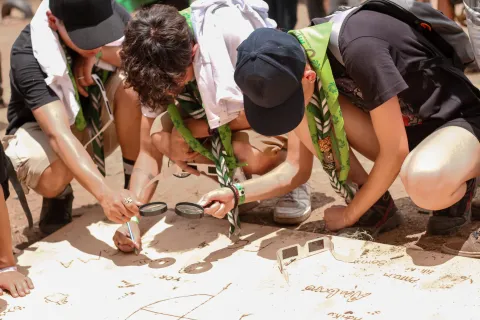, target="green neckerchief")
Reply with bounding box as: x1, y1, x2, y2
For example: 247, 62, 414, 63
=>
167, 7, 241, 237
289, 24, 354, 202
